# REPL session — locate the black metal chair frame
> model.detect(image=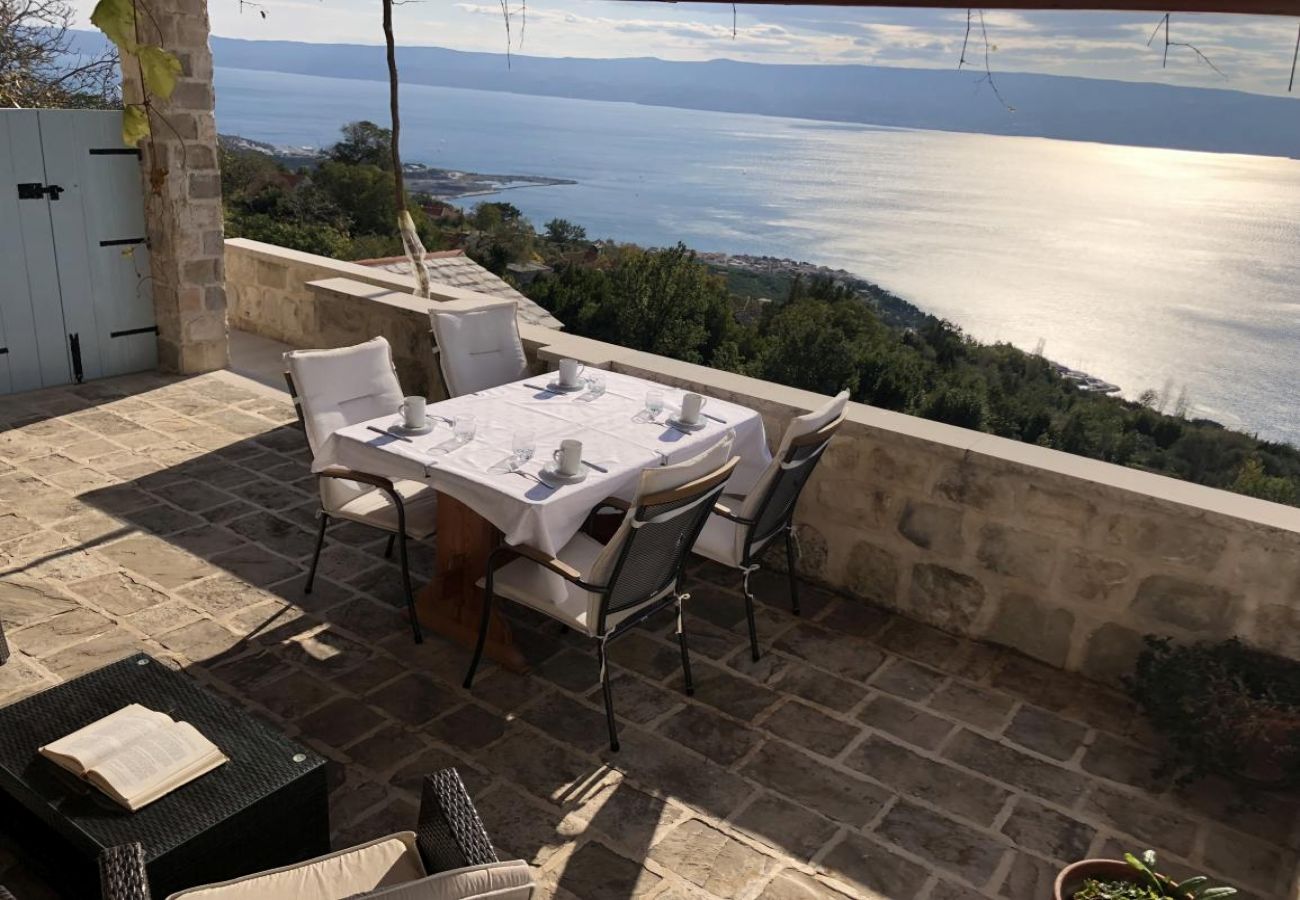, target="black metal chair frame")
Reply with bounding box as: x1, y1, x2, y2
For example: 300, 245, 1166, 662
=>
711, 415, 844, 661
86, 769, 495, 900
464, 457, 740, 752
285, 371, 422, 644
